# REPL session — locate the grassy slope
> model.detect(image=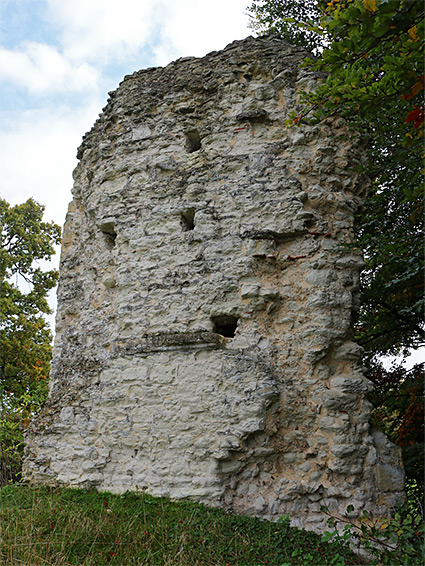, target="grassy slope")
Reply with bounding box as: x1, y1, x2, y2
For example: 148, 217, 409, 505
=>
0, 485, 358, 566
